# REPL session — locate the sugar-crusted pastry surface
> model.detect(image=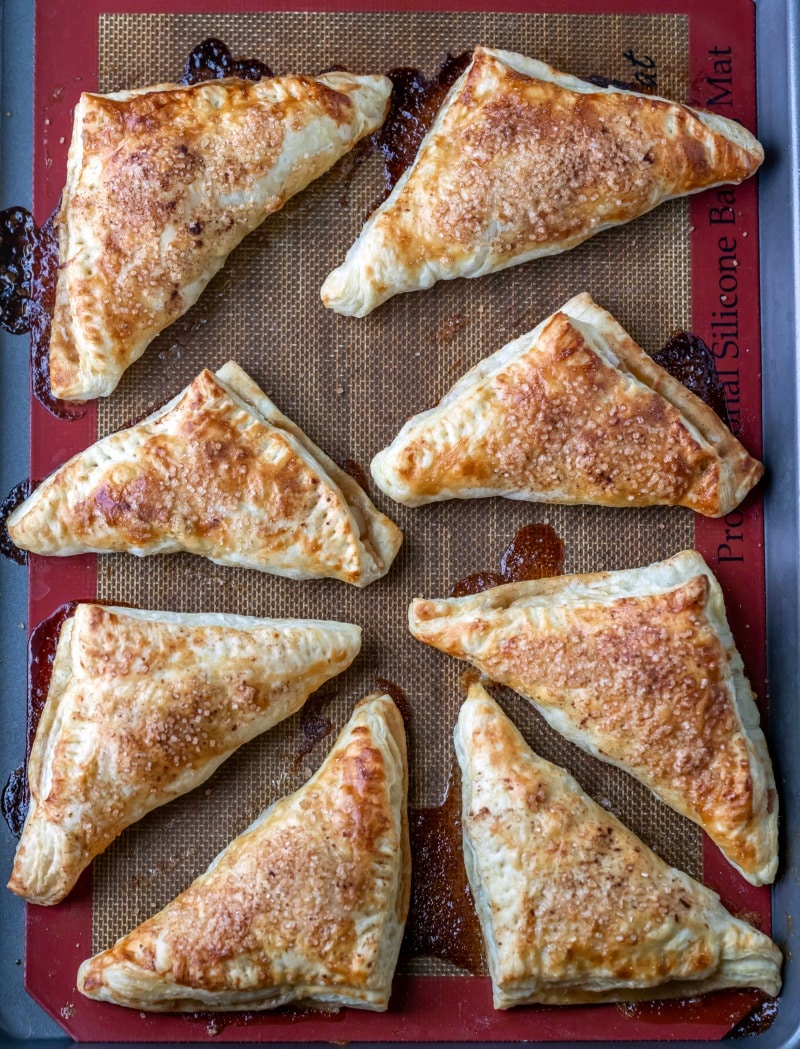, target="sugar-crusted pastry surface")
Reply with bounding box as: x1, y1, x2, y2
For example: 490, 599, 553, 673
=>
372, 293, 762, 516
8, 361, 402, 585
